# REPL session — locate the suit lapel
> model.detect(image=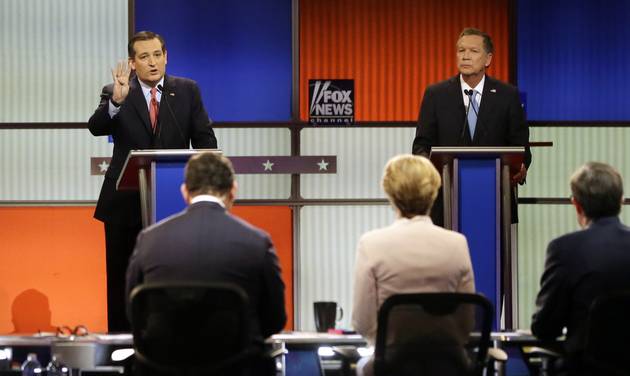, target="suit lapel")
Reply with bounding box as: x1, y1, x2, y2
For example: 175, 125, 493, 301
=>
128, 78, 153, 136
158, 75, 177, 127
473, 76, 497, 144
